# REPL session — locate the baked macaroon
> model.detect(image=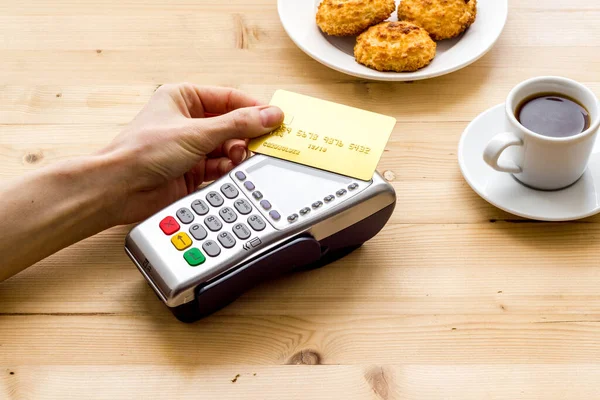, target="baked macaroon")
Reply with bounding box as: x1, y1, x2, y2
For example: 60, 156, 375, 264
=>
398, 0, 477, 41
316, 0, 396, 36
354, 21, 436, 72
